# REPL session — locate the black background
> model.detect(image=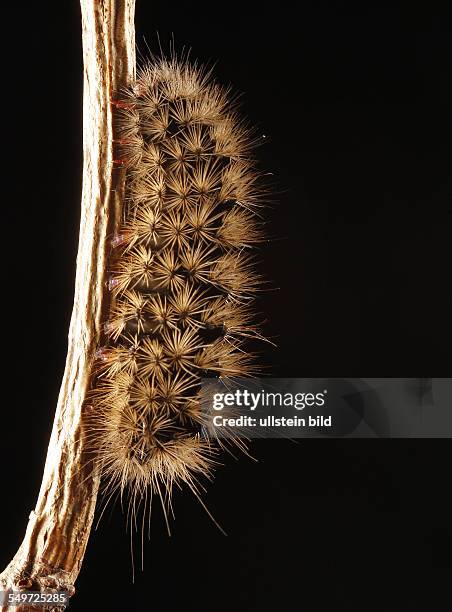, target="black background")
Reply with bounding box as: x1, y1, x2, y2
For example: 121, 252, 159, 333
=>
2, 1, 451, 610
